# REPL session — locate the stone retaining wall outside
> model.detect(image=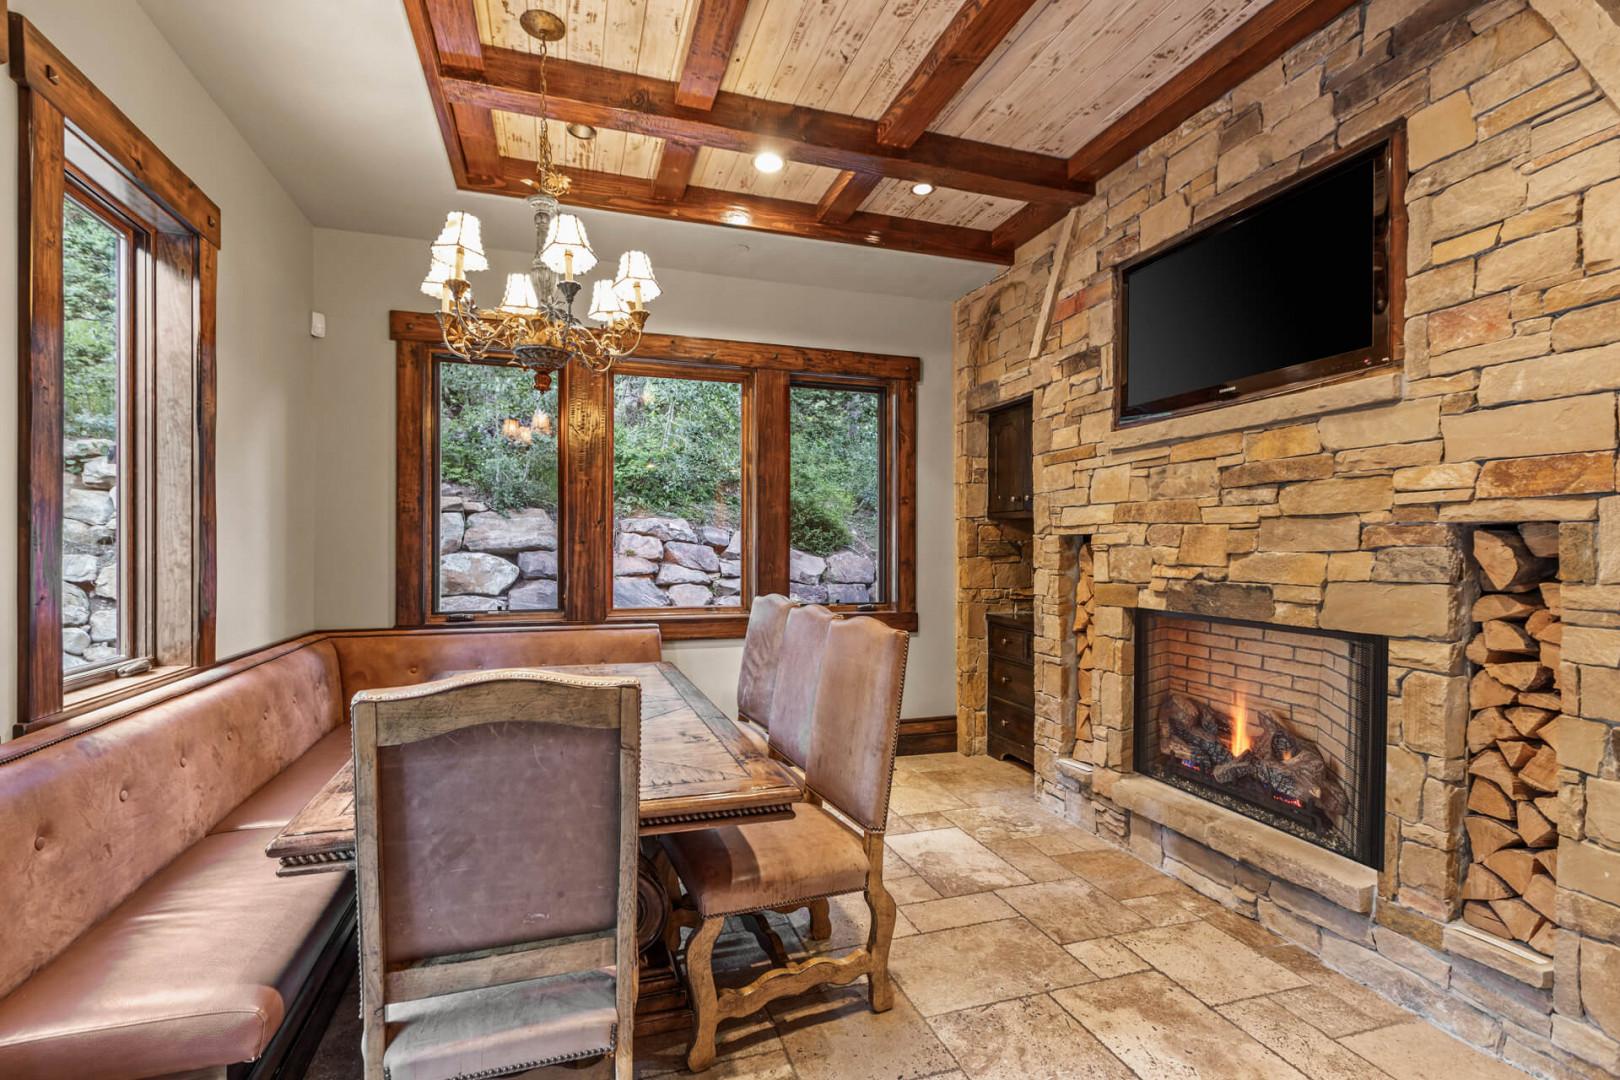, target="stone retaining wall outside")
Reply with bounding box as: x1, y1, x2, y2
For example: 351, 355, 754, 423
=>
437, 485, 878, 610
62, 439, 120, 669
